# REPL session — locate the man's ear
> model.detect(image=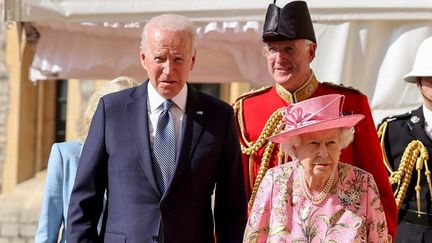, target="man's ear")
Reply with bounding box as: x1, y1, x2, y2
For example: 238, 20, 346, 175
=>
190, 49, 197, 71
308, 42, 317, 63
140, 49, 148, 71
